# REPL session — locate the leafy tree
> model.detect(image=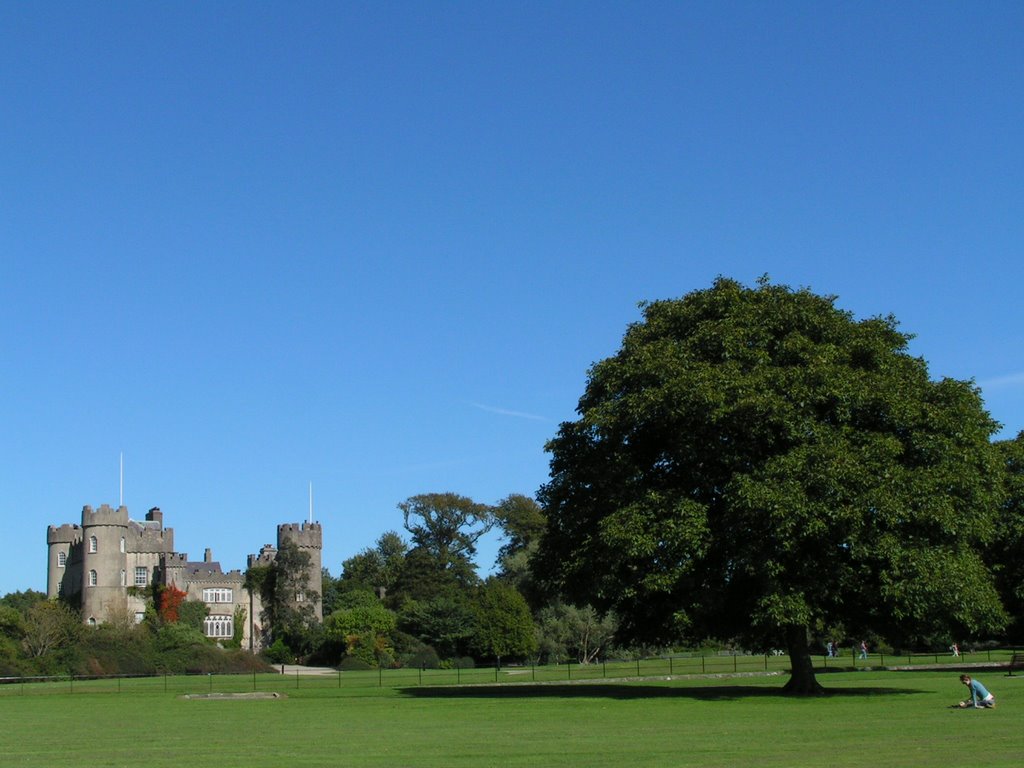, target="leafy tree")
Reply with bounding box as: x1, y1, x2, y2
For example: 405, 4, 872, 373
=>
536, 277, 1006, 693
0, 589, 46, 615
178, 600, 208, 632
390, 546, 475, 604
470, 579, 537, 663
321, 568, 342, 617
534, 603, 617, 664
400, 493, 493, 574
21, 600, 82, 659
492, 495, 547, 605
397, 594, 477, 660
324, 596, 397, 667
493, 494, 547, 561
156, 584, 187, 624
340, 531, 408, 596
0, 605, 25, 640
991, 432, 1024, 641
